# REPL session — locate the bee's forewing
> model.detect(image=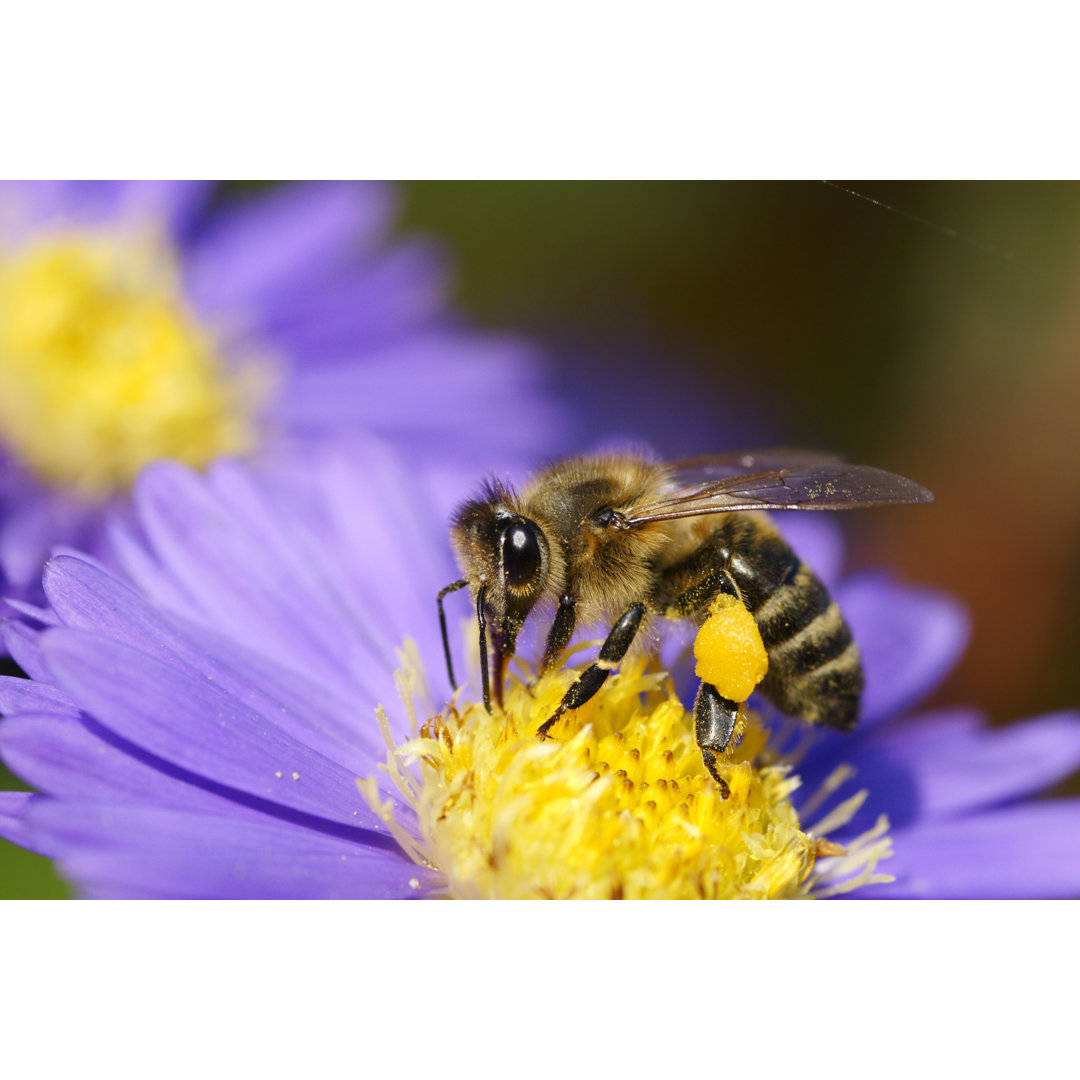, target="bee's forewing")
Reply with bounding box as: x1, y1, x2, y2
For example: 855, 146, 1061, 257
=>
624, 463, 934, 525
